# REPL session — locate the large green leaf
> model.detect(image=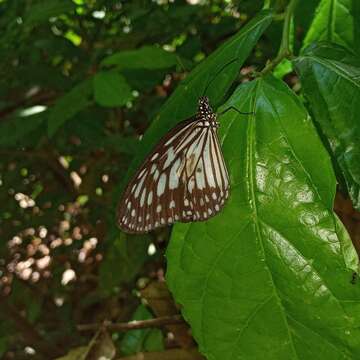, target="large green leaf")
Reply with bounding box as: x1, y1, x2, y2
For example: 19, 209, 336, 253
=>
121, 10, 273, 191
166, 75, 360, 360
302, 0, 360, 53
294, 42, 360, 210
